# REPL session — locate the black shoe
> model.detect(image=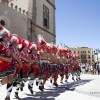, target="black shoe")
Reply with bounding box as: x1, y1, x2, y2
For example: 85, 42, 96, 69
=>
50, 79, 52, 83
42, 85, 45, 89
28, 84, 33, 94
39, 86, 44, 91
36, 81, 39, 86
53, 83, 58, 87
5, 97, 10, 100
76, 78, 78, 81
15, 92, 20, 100
78, 78, 81, 80
60, 82, 63, 84
72, 77, 75, 81
20, 87, 23, 91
